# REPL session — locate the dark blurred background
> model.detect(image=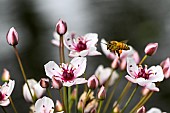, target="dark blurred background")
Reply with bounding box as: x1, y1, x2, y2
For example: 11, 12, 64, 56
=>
0, 0, 170, 112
